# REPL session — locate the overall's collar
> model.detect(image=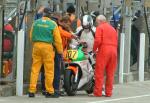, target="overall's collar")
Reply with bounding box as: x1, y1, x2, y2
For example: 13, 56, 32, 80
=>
100, 21, 107, 24
42, 17, 51, 20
